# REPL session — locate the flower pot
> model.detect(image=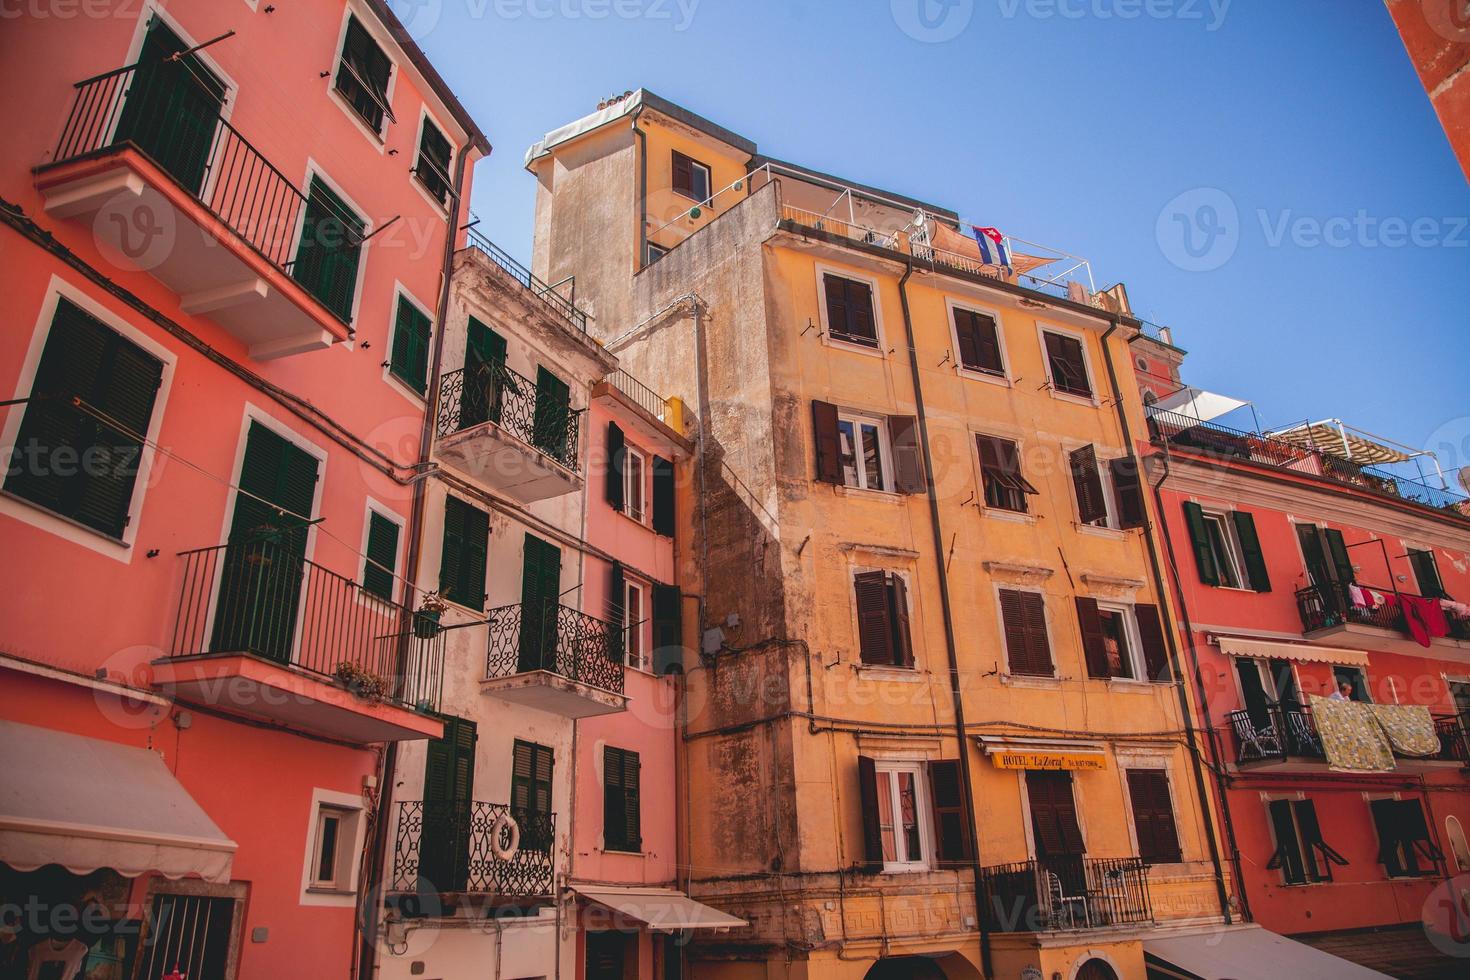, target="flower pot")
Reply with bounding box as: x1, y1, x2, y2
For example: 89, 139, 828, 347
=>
414, 608, 442, 639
